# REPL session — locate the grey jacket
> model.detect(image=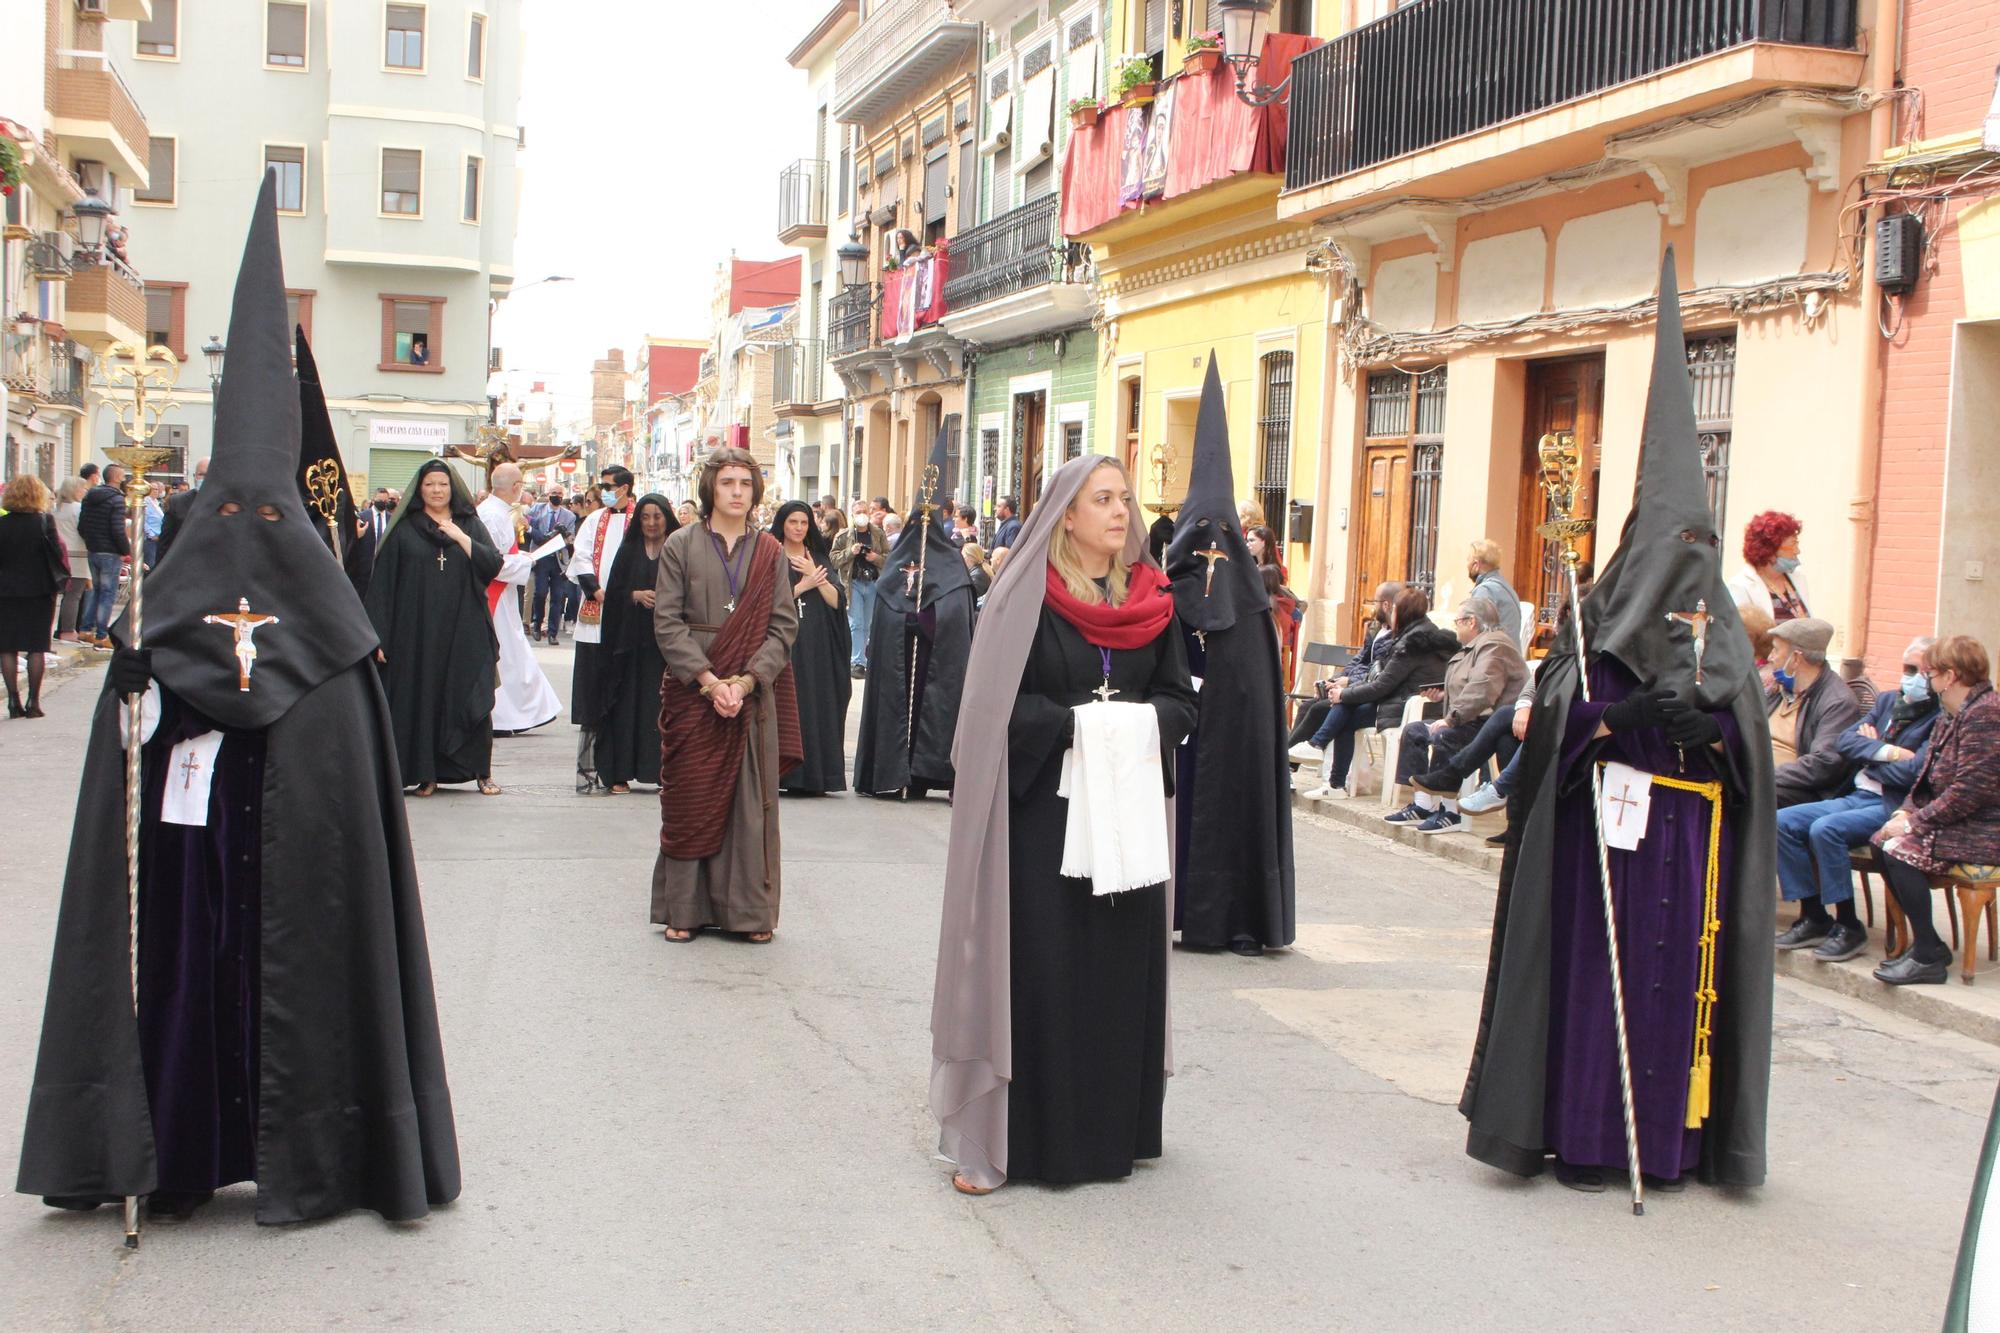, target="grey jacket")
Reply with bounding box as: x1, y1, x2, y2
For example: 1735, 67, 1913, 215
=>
1469, 570, 1523, 646
1442, 628, 1530, 728
1769, 669, 1866, 807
